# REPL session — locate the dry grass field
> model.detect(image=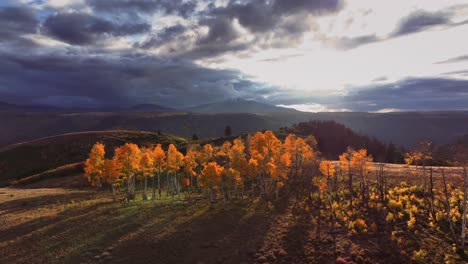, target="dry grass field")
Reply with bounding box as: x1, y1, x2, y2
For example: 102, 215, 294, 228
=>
0, 164, 466, 264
